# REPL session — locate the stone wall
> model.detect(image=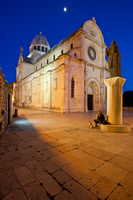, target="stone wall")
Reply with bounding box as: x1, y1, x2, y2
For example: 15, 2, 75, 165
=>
0, 69, 10, 135
123, 107, 133, 111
